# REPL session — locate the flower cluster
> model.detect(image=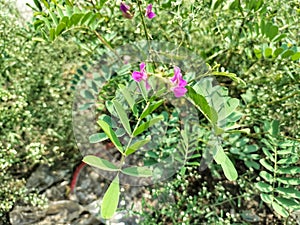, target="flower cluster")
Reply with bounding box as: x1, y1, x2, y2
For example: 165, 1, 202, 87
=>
120, 2, 156, 19
169, 66, 188, 98
132, 62, 151, 90
145, 4, 156, 19
132, 63, 188, 98
120, 2, 133, 19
